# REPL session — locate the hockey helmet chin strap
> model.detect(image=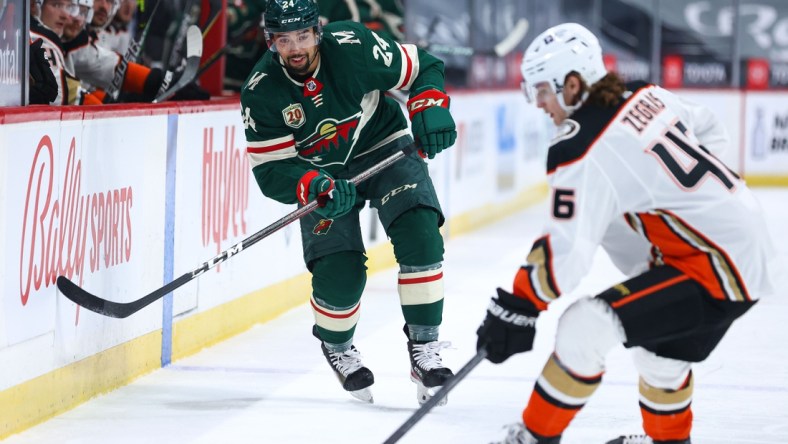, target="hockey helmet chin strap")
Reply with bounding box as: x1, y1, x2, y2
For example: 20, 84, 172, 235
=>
557, 90, 589, 117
